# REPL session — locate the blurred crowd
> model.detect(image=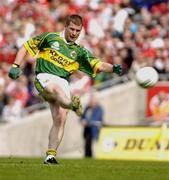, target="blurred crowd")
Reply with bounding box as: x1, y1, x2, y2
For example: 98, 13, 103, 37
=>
0, 0, 169, 122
